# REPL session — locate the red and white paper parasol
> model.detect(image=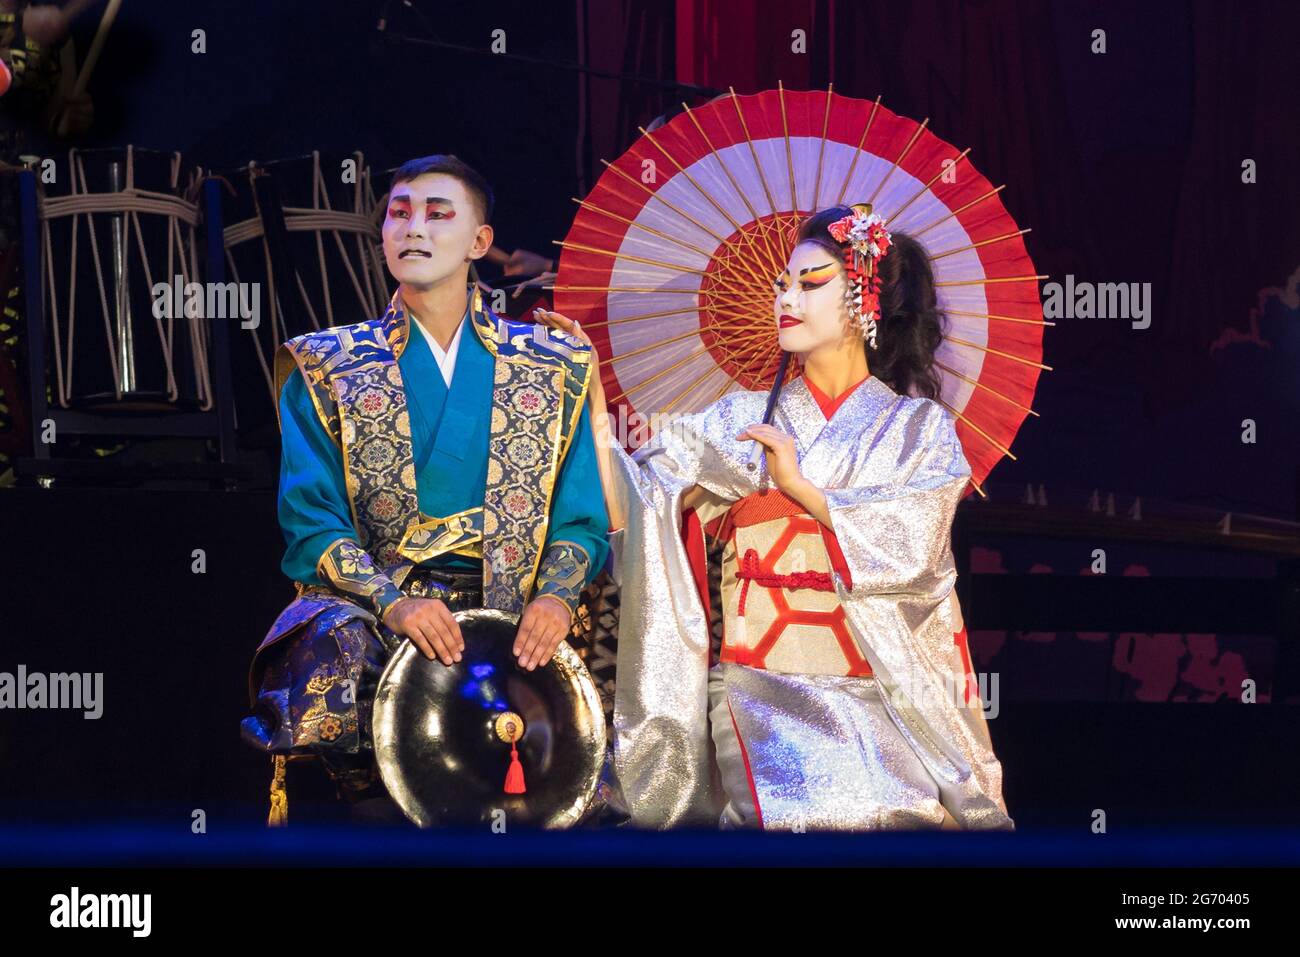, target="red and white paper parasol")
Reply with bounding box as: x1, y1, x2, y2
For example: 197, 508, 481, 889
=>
554, 85, 1050, 496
